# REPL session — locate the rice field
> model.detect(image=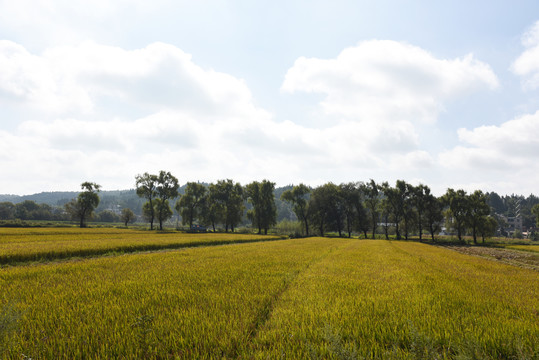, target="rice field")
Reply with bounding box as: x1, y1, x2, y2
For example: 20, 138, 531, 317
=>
0, 228, 284, 265
0, 231, 538, 359
504, 244, 539, 253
